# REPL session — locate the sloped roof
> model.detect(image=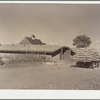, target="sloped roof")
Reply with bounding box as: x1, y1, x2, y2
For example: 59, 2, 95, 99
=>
0, 44, 75, 55
71, 48, 78, 53
19, 37, 45, 45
